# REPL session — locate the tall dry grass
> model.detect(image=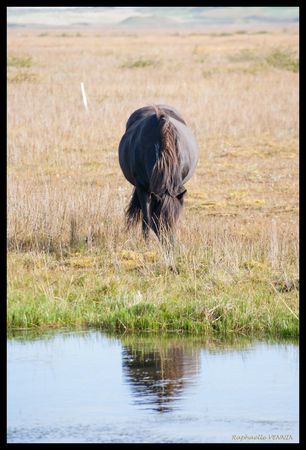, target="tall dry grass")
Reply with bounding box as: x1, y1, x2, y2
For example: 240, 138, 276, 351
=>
7, 28, 299, 323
